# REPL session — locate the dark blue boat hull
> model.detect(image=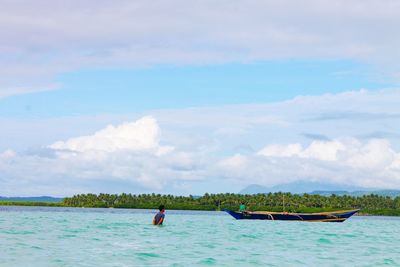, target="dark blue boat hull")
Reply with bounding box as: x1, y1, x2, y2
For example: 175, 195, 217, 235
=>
224, 209, 359, 222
